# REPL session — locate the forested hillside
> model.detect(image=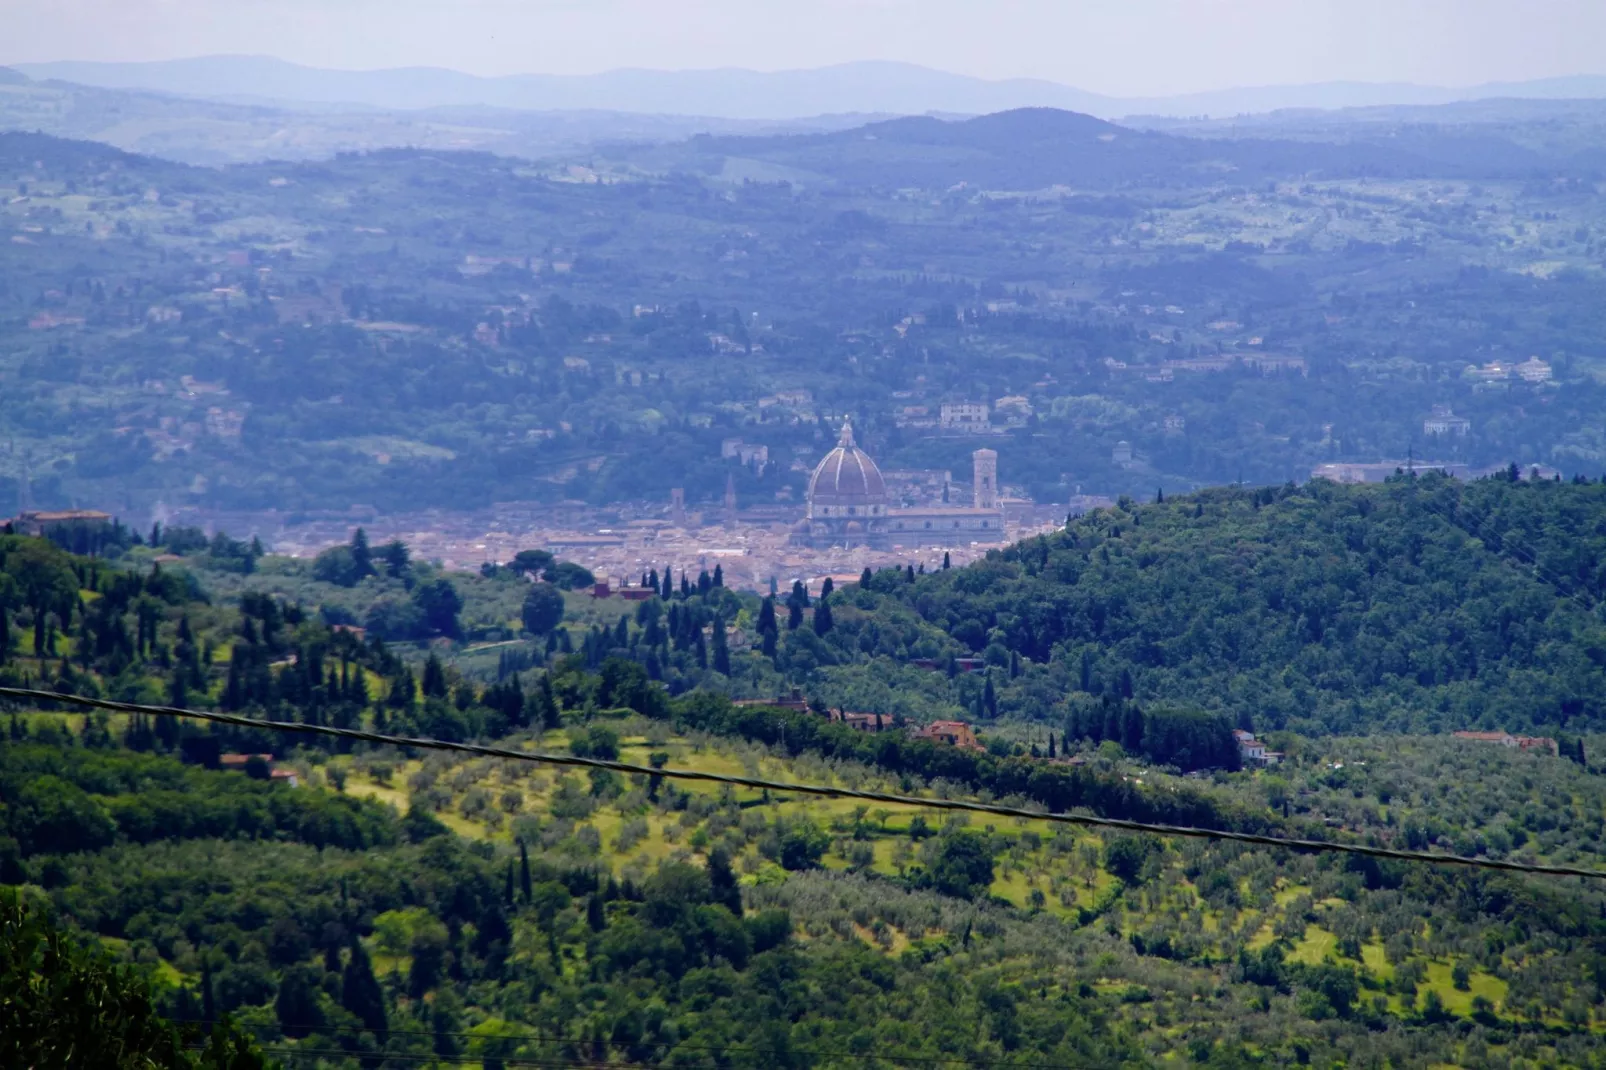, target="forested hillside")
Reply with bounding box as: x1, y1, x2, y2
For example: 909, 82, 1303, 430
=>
808, 471, 1606, 738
